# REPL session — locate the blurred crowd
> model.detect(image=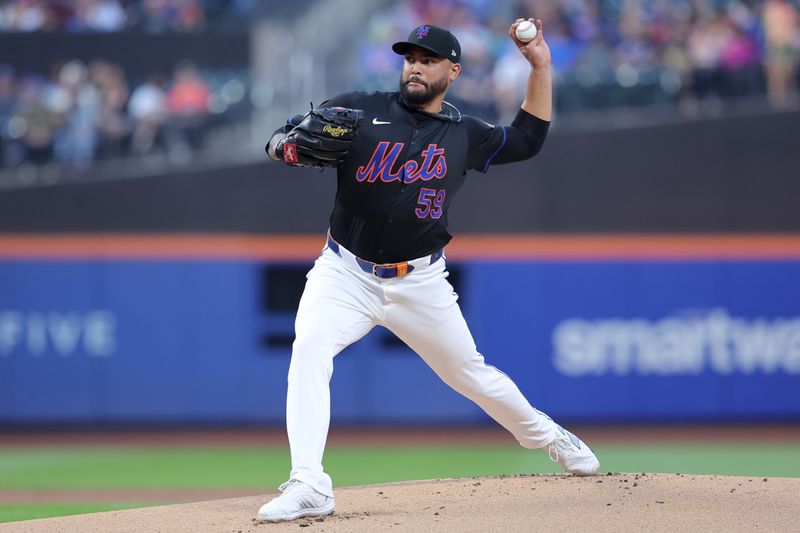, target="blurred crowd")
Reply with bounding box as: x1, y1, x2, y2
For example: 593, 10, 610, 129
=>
0, 60, 249, 169
357, 0, 800, 121
0, 0, 253, 32
2, 0, 799, 171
